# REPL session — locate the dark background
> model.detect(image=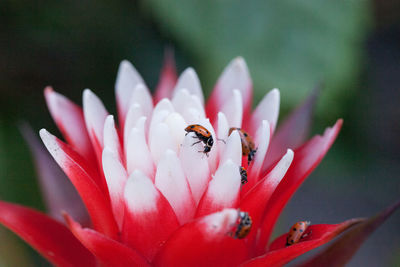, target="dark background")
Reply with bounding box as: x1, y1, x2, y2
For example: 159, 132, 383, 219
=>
0, 1, 399, 266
